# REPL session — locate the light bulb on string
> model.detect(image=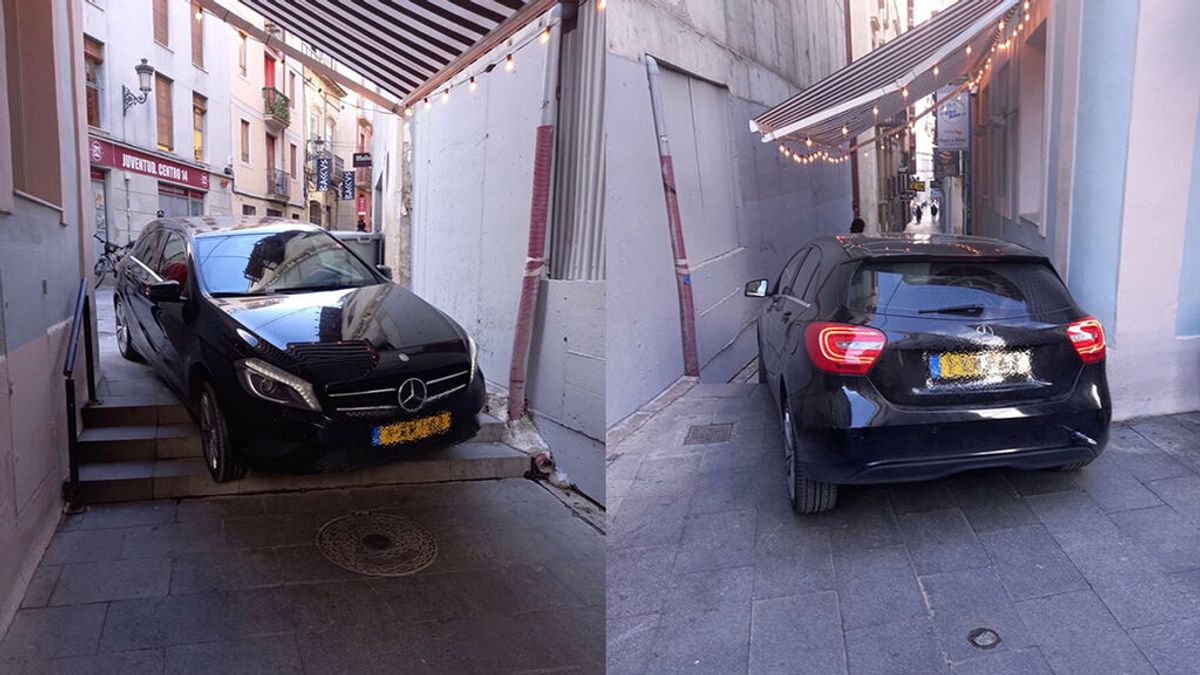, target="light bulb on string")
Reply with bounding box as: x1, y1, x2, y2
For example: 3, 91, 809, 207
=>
872, 105, 879, 117
806, 137, 813, 147
539, 27, 551, 45
404, 105, 413, 118
469, 77, 477, 92
933, 64, 940, 77
597, 0, 606, 11
441, 87, 450, 104
504, 54, 515, 73
966, 45, 972, 56
902, 86, 909, 99
842, 125, 849, 137
423, 97, 431, 110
